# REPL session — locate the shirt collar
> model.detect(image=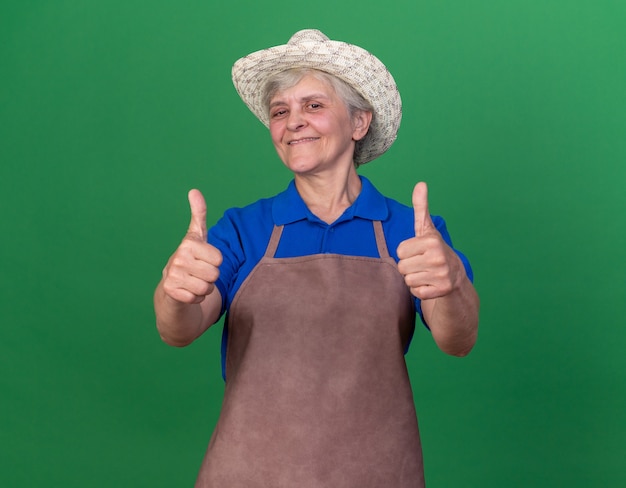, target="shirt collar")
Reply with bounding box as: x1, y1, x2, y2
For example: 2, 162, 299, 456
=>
272, 175, 389, 225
